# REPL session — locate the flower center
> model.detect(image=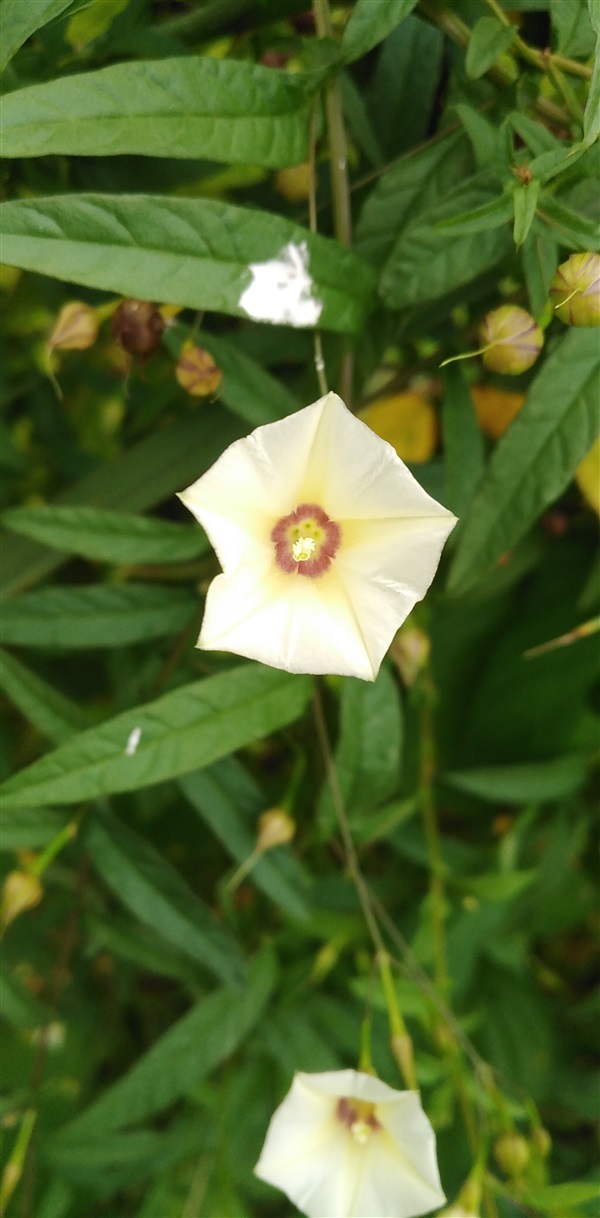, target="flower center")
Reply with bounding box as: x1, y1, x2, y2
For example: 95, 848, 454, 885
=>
336, 1097, 381, 1143
271, 503, 341, 578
